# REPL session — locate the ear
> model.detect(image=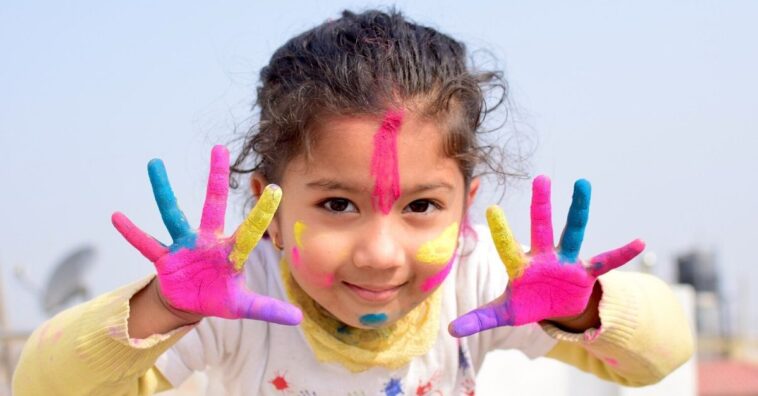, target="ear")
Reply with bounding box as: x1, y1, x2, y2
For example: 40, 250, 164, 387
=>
250, 171, 268, 199
251, 172, 283, 246
465, 177, 480, 211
